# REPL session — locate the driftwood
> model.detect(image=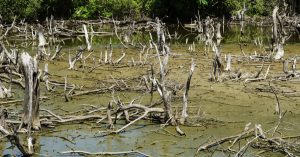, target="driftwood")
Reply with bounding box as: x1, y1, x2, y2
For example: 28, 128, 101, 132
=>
196, 128, 254, 153
0, 96, 48, 106
0, 125, 31, 156
0, 16, 16, 40
60, 150, 149, 156
197, 121, 300, 157
0, 110, 32, 156
244, 65, 270, 83
278, 57, 300, 80
40, 109, 104, 123
111, 103, 164, 133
